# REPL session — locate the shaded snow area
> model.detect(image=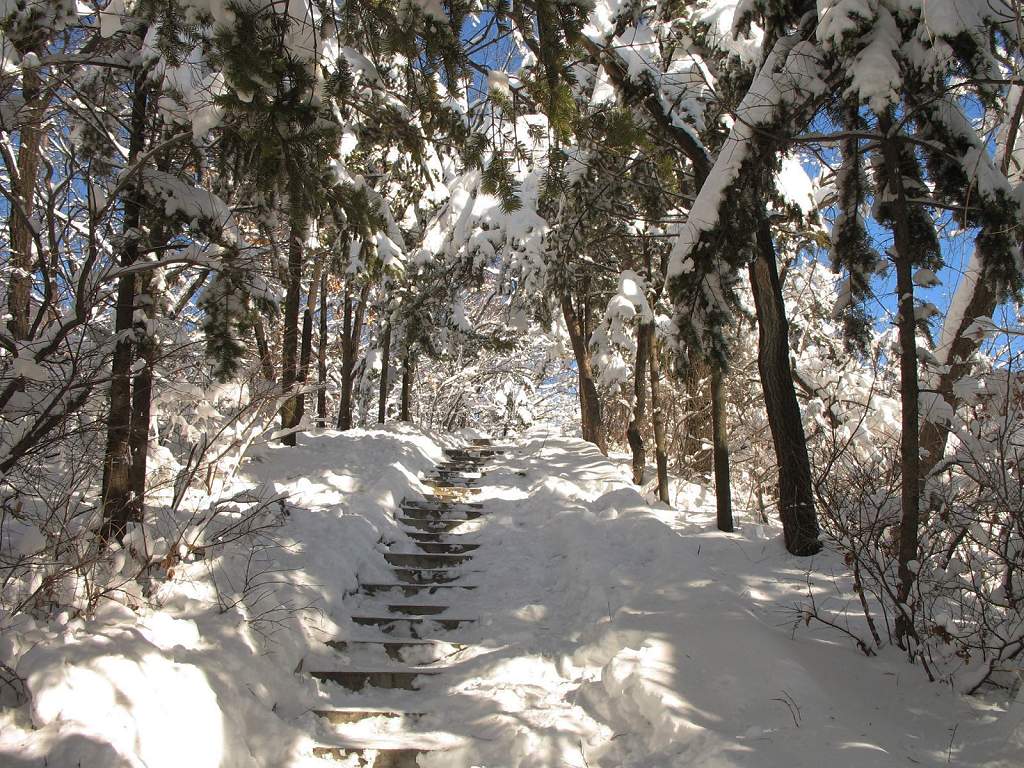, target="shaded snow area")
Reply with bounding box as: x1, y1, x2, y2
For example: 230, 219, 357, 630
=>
3, 428, 1023, 766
